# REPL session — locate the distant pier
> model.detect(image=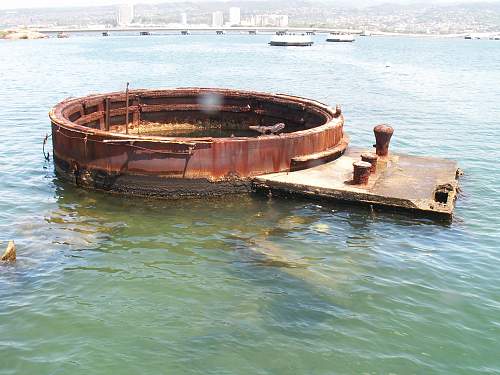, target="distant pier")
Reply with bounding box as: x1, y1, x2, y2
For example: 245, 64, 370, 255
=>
35, 26, 362, 36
